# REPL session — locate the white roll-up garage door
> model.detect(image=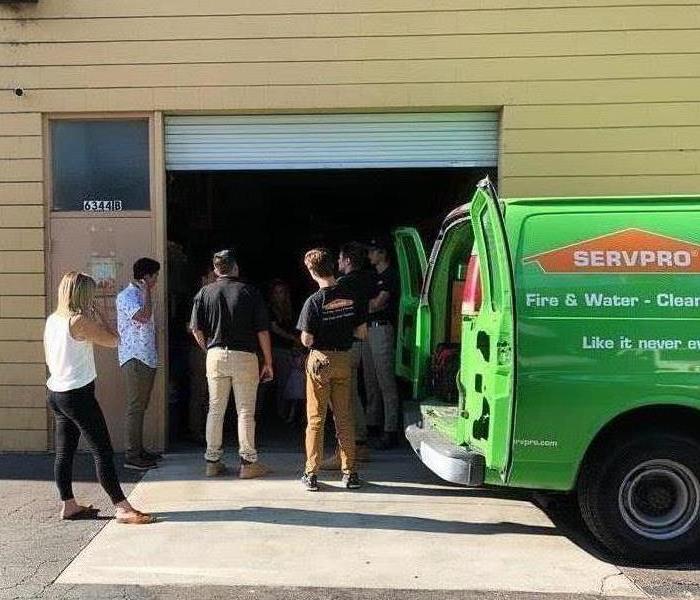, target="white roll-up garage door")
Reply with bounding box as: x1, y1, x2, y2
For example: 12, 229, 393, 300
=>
165, 112, 498, 171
